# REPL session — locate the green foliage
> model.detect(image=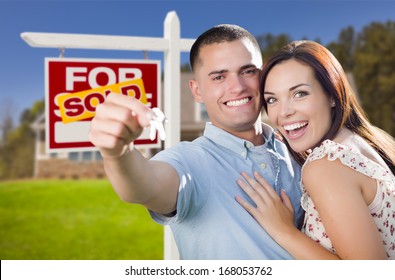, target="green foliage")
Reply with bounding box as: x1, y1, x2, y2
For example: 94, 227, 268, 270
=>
0, 179, 163, 260
256, 33, 293, 62
0, 100, 44, 180
353, 21, 395, 136
181, 62, 191, 72
2, 125, 35, 178
327, 26, 356, 71
0, 116, 13, 144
